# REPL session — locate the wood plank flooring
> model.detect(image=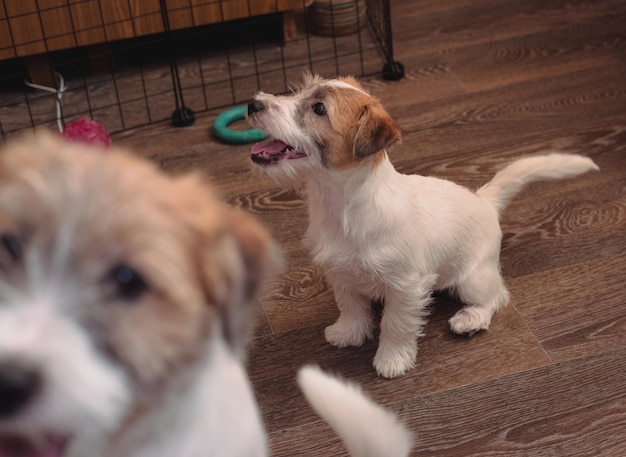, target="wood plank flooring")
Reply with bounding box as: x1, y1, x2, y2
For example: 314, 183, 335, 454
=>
115, 0, 626, 455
